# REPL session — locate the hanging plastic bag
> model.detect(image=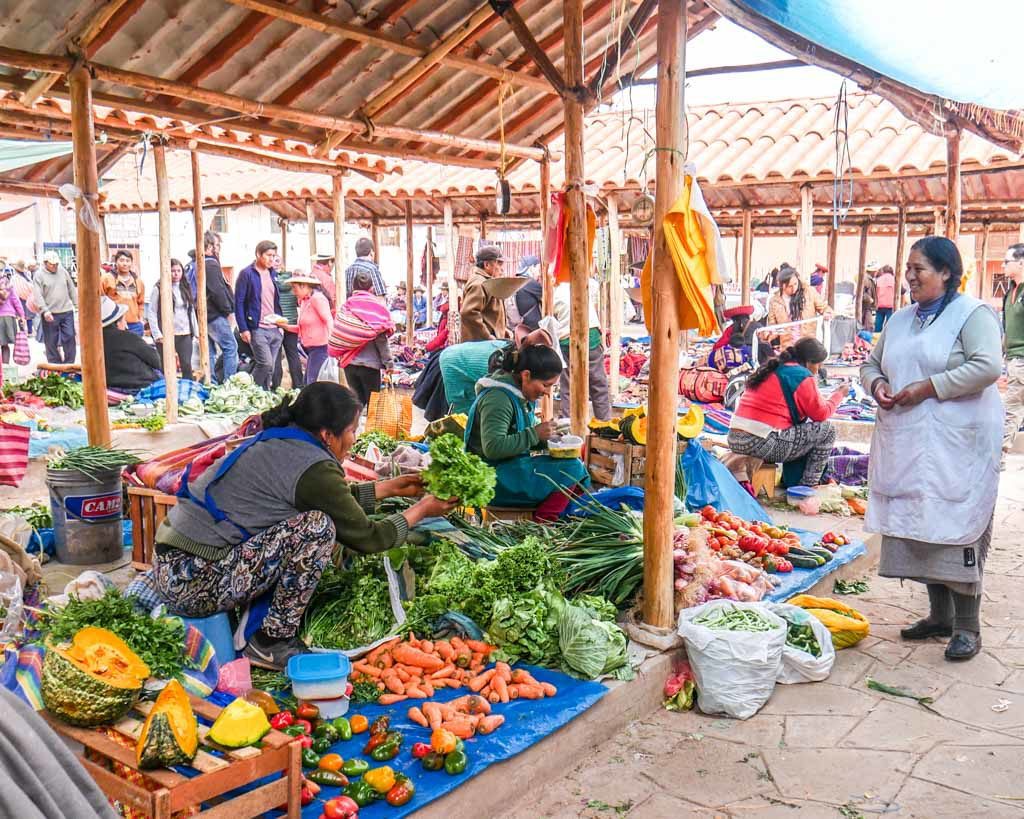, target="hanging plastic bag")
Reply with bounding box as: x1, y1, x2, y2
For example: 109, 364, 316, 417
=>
12, 329, 29, 366
765, 602, 836, 684
318, 356, 340, 384
677, 599, 786, 719
682, 443, 770, 522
